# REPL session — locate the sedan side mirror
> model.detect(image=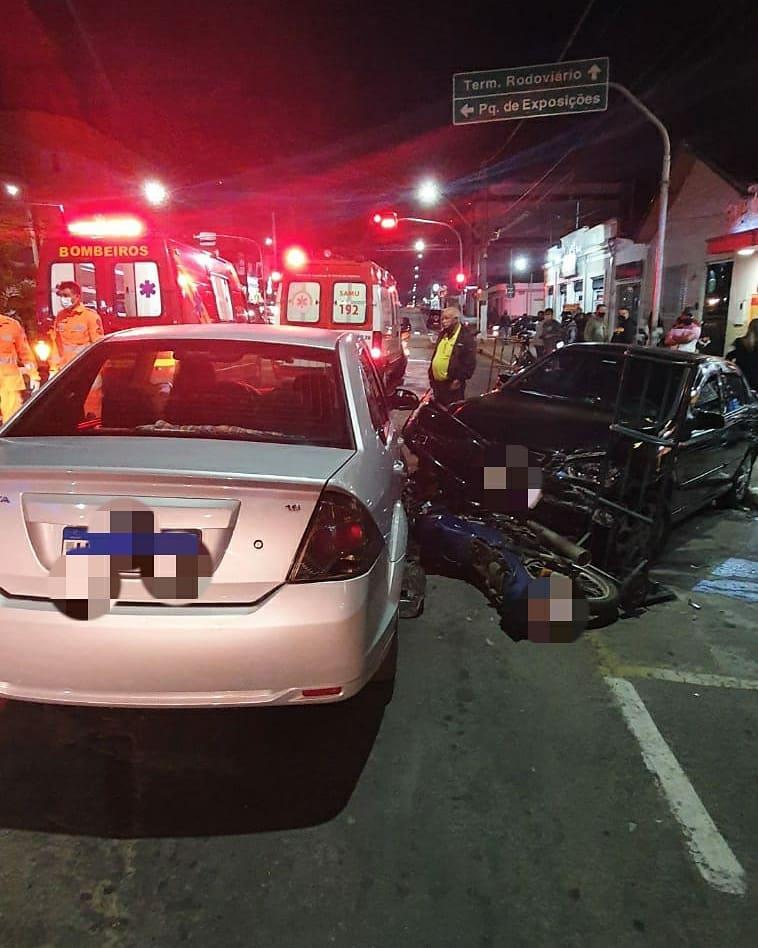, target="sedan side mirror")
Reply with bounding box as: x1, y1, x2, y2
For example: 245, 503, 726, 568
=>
388, 388, 420, 411
691, 409, 725, 430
